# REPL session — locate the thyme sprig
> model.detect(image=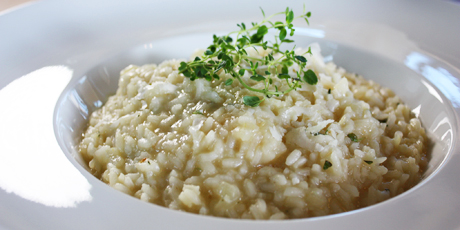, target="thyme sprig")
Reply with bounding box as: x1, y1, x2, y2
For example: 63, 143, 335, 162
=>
178, 6, 317, 107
